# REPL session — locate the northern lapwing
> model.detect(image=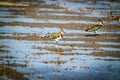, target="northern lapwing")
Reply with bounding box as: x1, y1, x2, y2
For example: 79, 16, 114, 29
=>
108, 10, 120, 23
45, 28, 64, 43
85, 20, 105, 36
